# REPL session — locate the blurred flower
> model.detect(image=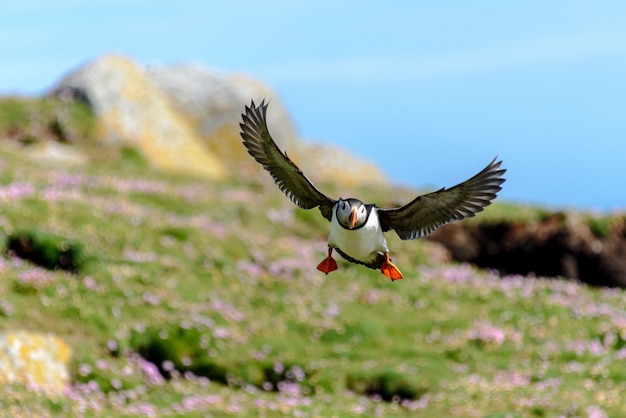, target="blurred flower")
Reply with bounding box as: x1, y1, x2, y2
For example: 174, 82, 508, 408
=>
133, 355, 164, 386
586, 405, 608, 418
0, 183, 35, 201
467, 321, 506, 347
0, 299, 14, 317
126, 402, 158, 418
323, 302, 340, 318
123, 249, 158, 263
267, 204, 295, 225
16, 268, 57, 290
615, 348, 626, 360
